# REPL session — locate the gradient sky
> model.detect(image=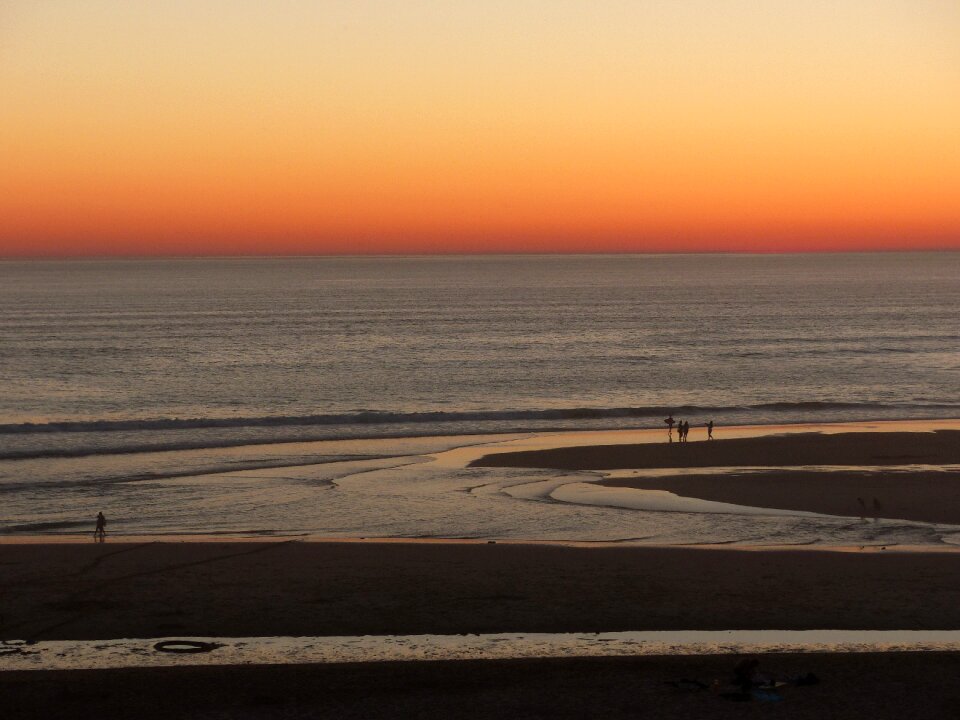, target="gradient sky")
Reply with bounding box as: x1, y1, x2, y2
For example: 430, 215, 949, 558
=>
2, 1, 959, 256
